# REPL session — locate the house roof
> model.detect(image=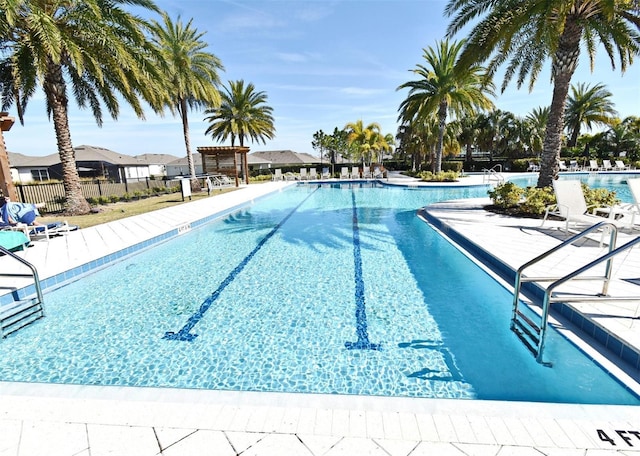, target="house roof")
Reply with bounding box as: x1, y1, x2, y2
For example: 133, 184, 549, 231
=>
73, 145, 141, 165
134, 153, 180, 165
250, 150, 320, 165
8, 145, 145, 168
168, 153, 268, 166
